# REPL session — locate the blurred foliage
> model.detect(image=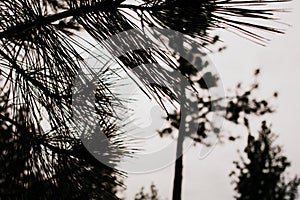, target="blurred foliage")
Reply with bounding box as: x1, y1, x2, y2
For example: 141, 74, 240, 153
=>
159, 67, 275, 145
134, 183, 160, 200
230, 121, 300, 200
